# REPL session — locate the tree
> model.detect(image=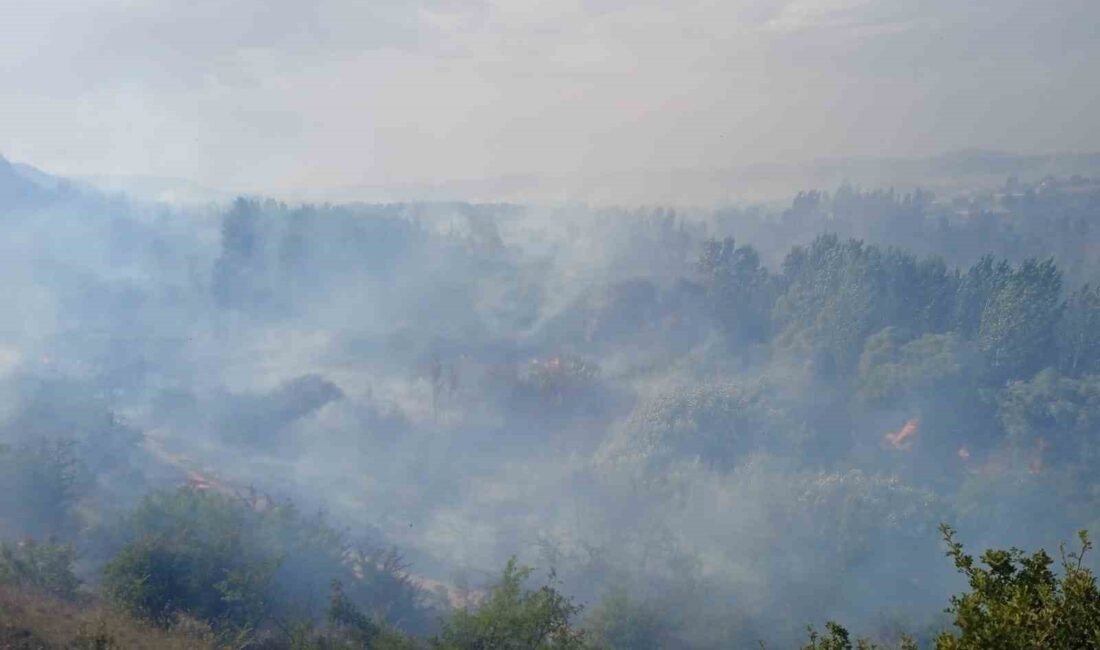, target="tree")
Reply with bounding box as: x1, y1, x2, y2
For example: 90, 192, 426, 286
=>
596, 380, 798, 474
857, 329, 978, 406
102, 499, 281, 628
774, 235, 957, 377
0, 539, 80, 600
433, 558, 589, 650
1058, 283, 1100, 376
697, 237, 775, 347
803, 528, 1100, 650
101, 489, 426, 633
212, 197, 269, 308
936, 525, 1100, 649
953, 256, 1010, 339
997, 369, 1100, 470
802, 621, 917, 650
856, 329, 998, 452
978, 258, 1063, 383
